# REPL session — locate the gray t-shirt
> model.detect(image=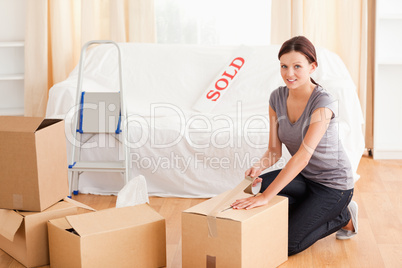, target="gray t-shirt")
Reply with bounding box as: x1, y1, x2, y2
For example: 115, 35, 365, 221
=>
269, 85, 354, 190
